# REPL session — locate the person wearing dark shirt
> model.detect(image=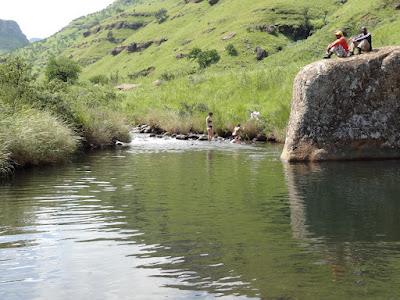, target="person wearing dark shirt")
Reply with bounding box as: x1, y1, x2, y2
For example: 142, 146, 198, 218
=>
324, 31, 349, 59
350, 27, 372, 55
